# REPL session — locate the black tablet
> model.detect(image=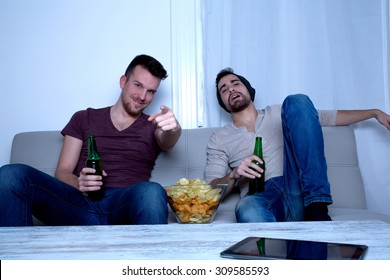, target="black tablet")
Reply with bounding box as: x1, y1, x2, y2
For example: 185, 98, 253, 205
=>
220, 237, 368, 260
